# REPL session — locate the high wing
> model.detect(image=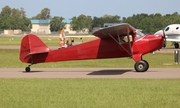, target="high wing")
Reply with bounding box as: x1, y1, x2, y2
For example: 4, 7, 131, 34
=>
93, 23, 136, 38
166, 39, 180, 42
93, 23, 137, 57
